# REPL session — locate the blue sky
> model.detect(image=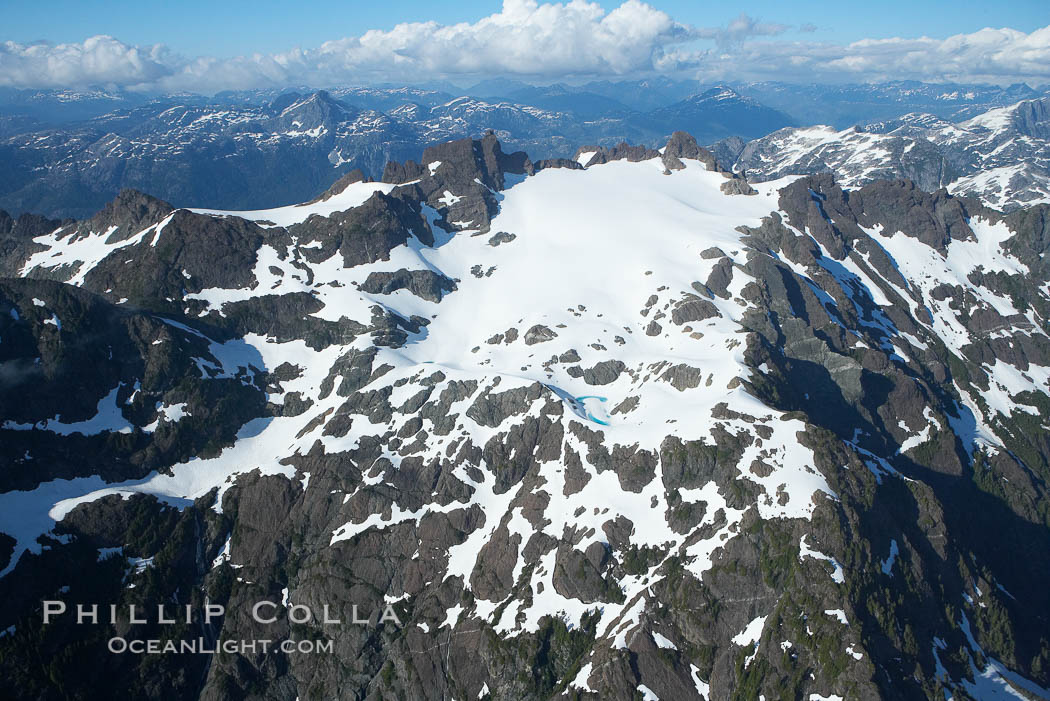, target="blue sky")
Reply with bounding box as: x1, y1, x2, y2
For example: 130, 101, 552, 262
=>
1, 0, 1049, 91
4, 0, 1048, 57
